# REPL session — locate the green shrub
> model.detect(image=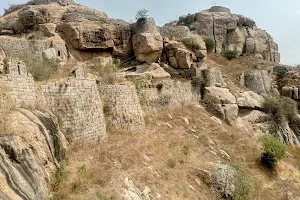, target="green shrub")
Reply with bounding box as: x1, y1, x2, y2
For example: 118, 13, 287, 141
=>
274, 65, 288, 79
222, 50, 240, 60
263, 96, 300, 137
129, 77, 148, 91
51, 163, 69, 191
181, 35, 203, 50
204, 38, 215, 53
263, 96, 297, 124
135, 9, 149, 20
234, 167, 254, 200
260, 135, 287, 168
